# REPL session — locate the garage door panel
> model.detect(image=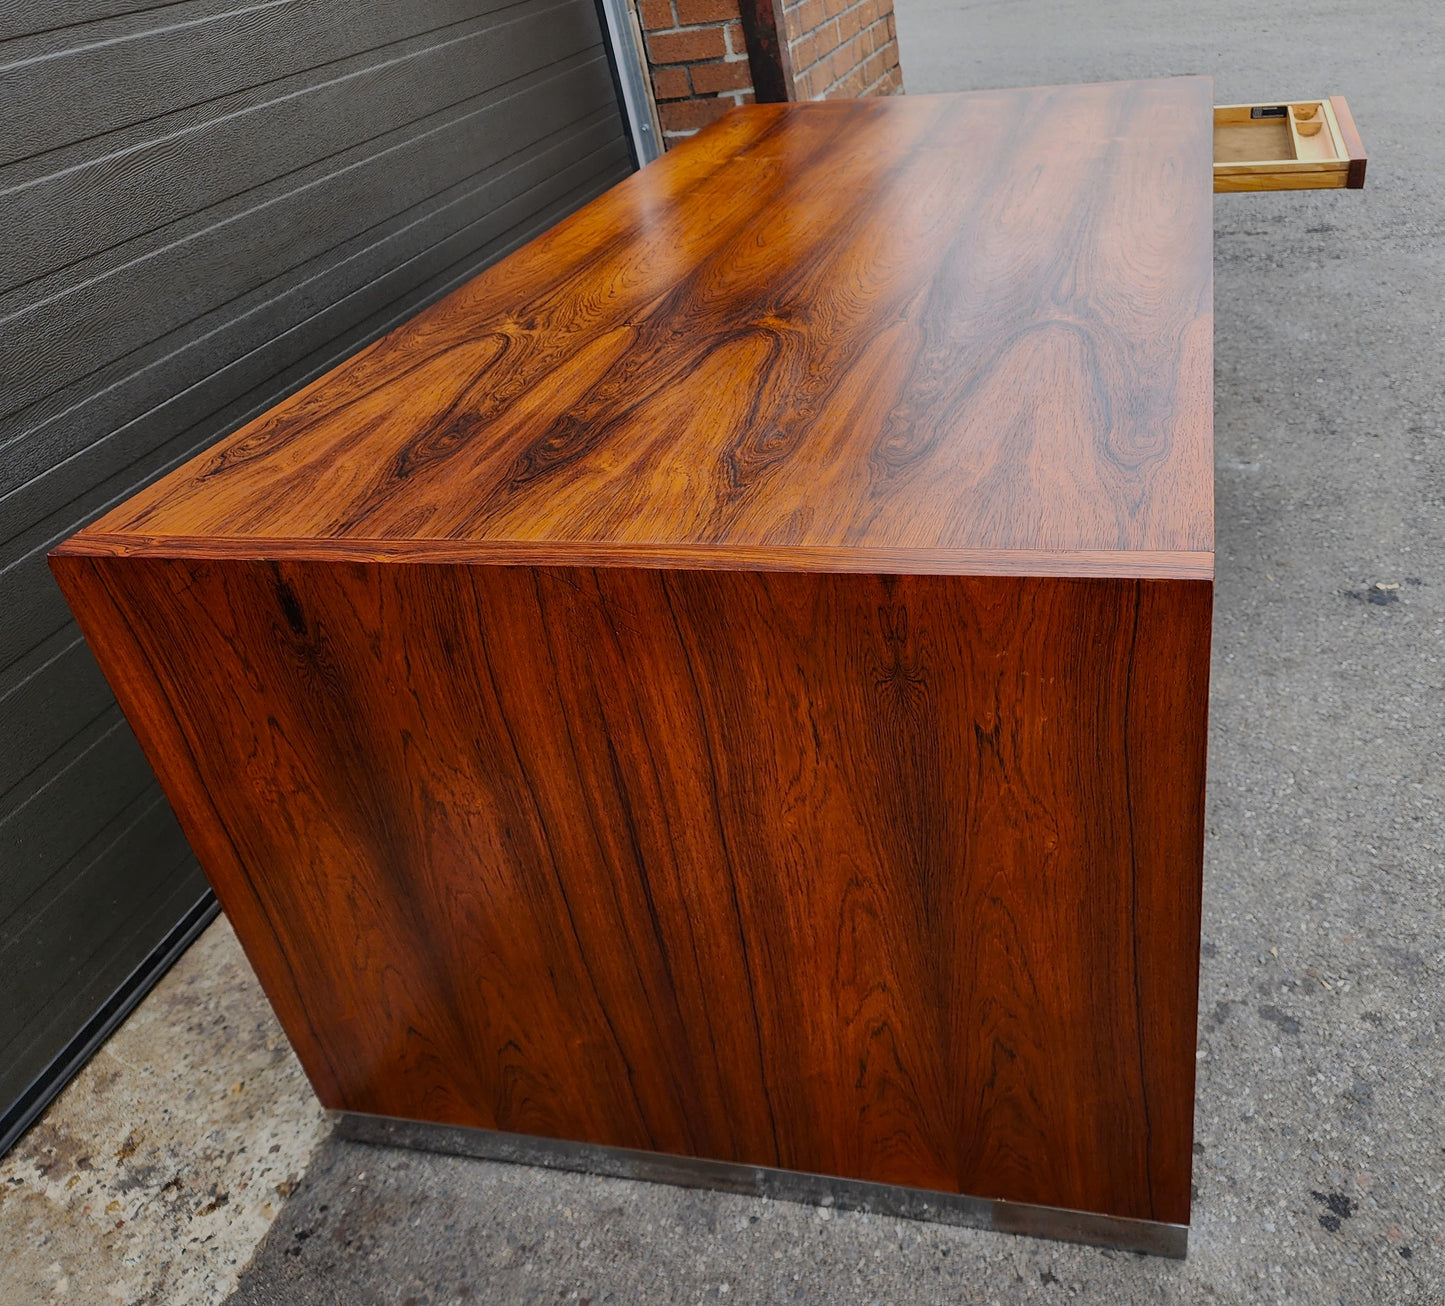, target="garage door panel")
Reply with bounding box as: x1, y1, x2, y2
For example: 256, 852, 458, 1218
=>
0, 0, 632, 1145
0, 0, 526, 165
